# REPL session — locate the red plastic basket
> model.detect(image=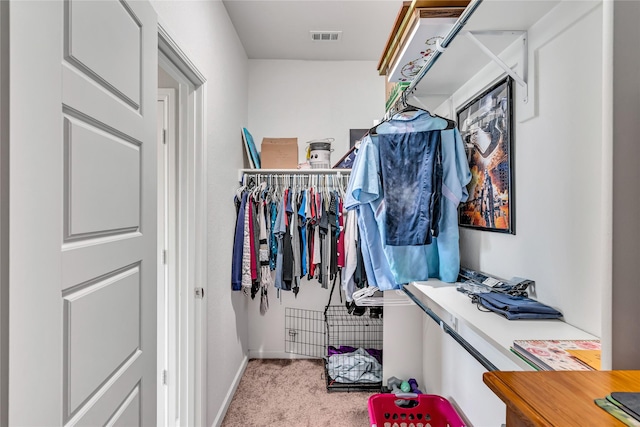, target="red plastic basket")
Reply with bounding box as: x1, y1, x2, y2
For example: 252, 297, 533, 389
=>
368, 393, 466, 427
